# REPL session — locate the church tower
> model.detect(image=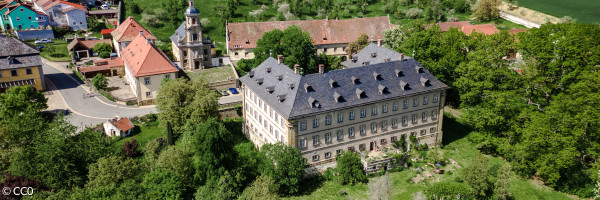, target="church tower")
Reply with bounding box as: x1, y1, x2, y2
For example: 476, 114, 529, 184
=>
185, 0, 201, 45
170, 0, 213, 71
